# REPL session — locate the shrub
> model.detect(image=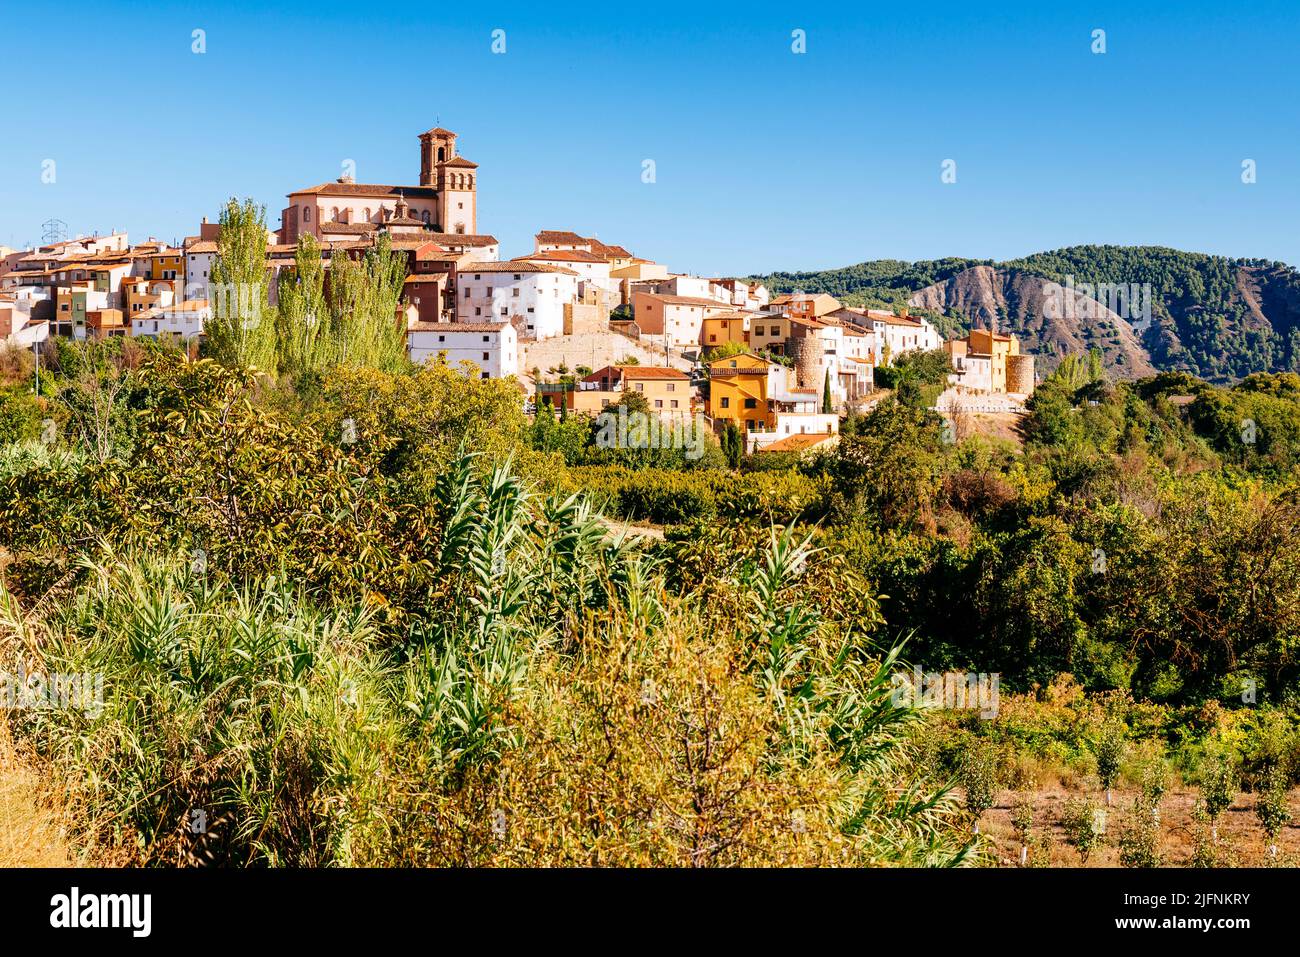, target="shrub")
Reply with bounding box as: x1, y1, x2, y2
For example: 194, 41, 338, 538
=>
1094, 719, 1126, 805
1118, 797, 1161, 867
1255, 763, 1291, 858
1200, 753, 1238, 841
1062, 797, 1104, 863
959, 737, 1000, 833
1, 494, 975, 866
